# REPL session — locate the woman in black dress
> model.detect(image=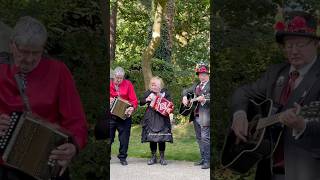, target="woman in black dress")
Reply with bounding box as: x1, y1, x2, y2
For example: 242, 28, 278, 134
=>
140, 76, 174, 165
